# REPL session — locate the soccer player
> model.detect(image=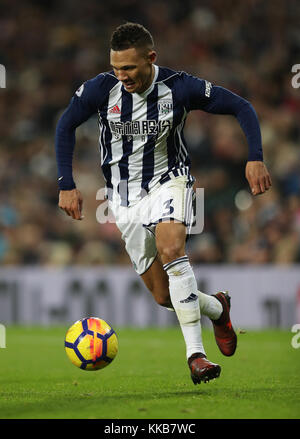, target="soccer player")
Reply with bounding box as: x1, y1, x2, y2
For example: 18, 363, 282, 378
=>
55, 22, 272, 384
